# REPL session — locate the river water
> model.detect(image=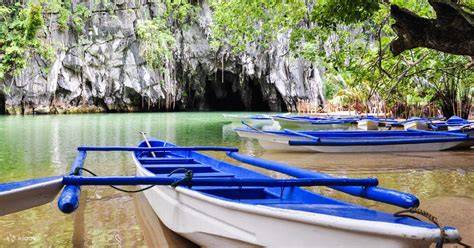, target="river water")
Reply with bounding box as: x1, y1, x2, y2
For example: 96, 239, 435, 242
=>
0, 112, 473, 246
